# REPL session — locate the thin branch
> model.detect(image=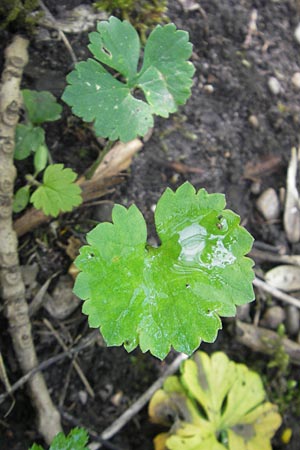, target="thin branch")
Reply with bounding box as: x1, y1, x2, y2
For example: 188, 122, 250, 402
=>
0, 330, 100, 404
0, 35, 61, 443
236, 320, 300, 365
43, 318, 95, 398
90, 353, 188, 449
249, 247, 300, 266
254, 276, 300, 309
39, 0, 77, 65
